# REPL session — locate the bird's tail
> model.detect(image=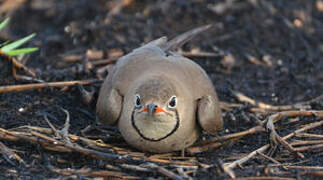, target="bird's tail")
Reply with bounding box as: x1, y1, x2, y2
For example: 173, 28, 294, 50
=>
137, 24, 214, 55
162, 24, 213, 51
